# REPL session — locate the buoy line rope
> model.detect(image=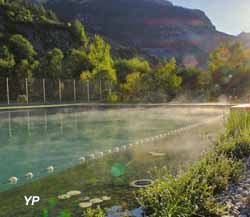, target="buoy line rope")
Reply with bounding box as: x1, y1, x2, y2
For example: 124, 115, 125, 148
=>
0, 115, 223, 187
